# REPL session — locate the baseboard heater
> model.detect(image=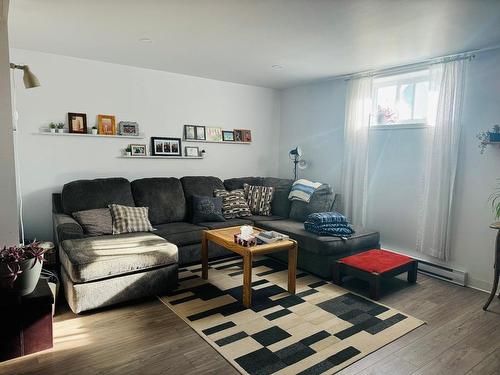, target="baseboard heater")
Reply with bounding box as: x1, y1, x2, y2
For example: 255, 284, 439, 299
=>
417, 260, 467, 286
